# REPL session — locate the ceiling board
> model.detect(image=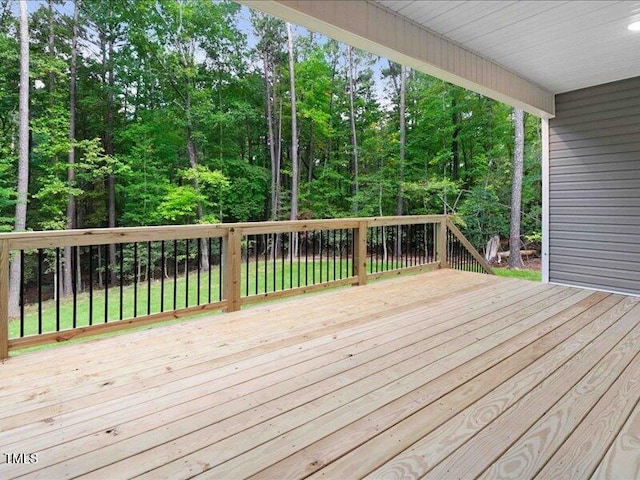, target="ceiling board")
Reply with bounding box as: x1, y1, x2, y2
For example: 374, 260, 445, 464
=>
375, 0, 640, 93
